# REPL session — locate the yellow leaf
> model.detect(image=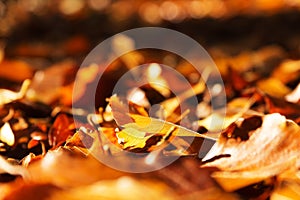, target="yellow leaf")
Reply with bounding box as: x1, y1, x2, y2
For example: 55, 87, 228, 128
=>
129, 114, 214, 139
116, 127, 155, 149
115, 114, 215, 151
271, 181, 300, 200
110, 95, 215, 151
257, 78, 291, 98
